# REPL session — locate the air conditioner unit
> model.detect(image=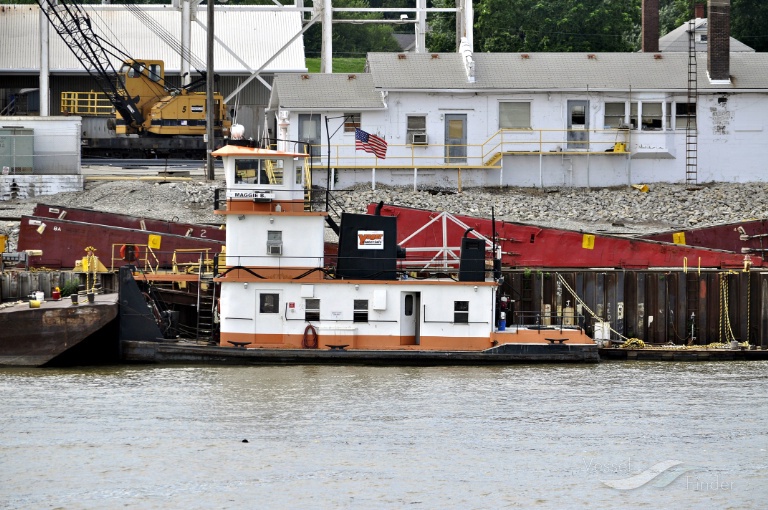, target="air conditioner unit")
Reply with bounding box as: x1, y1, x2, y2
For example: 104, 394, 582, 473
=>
267, 243, 282, 256
409, 132, 428, 145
